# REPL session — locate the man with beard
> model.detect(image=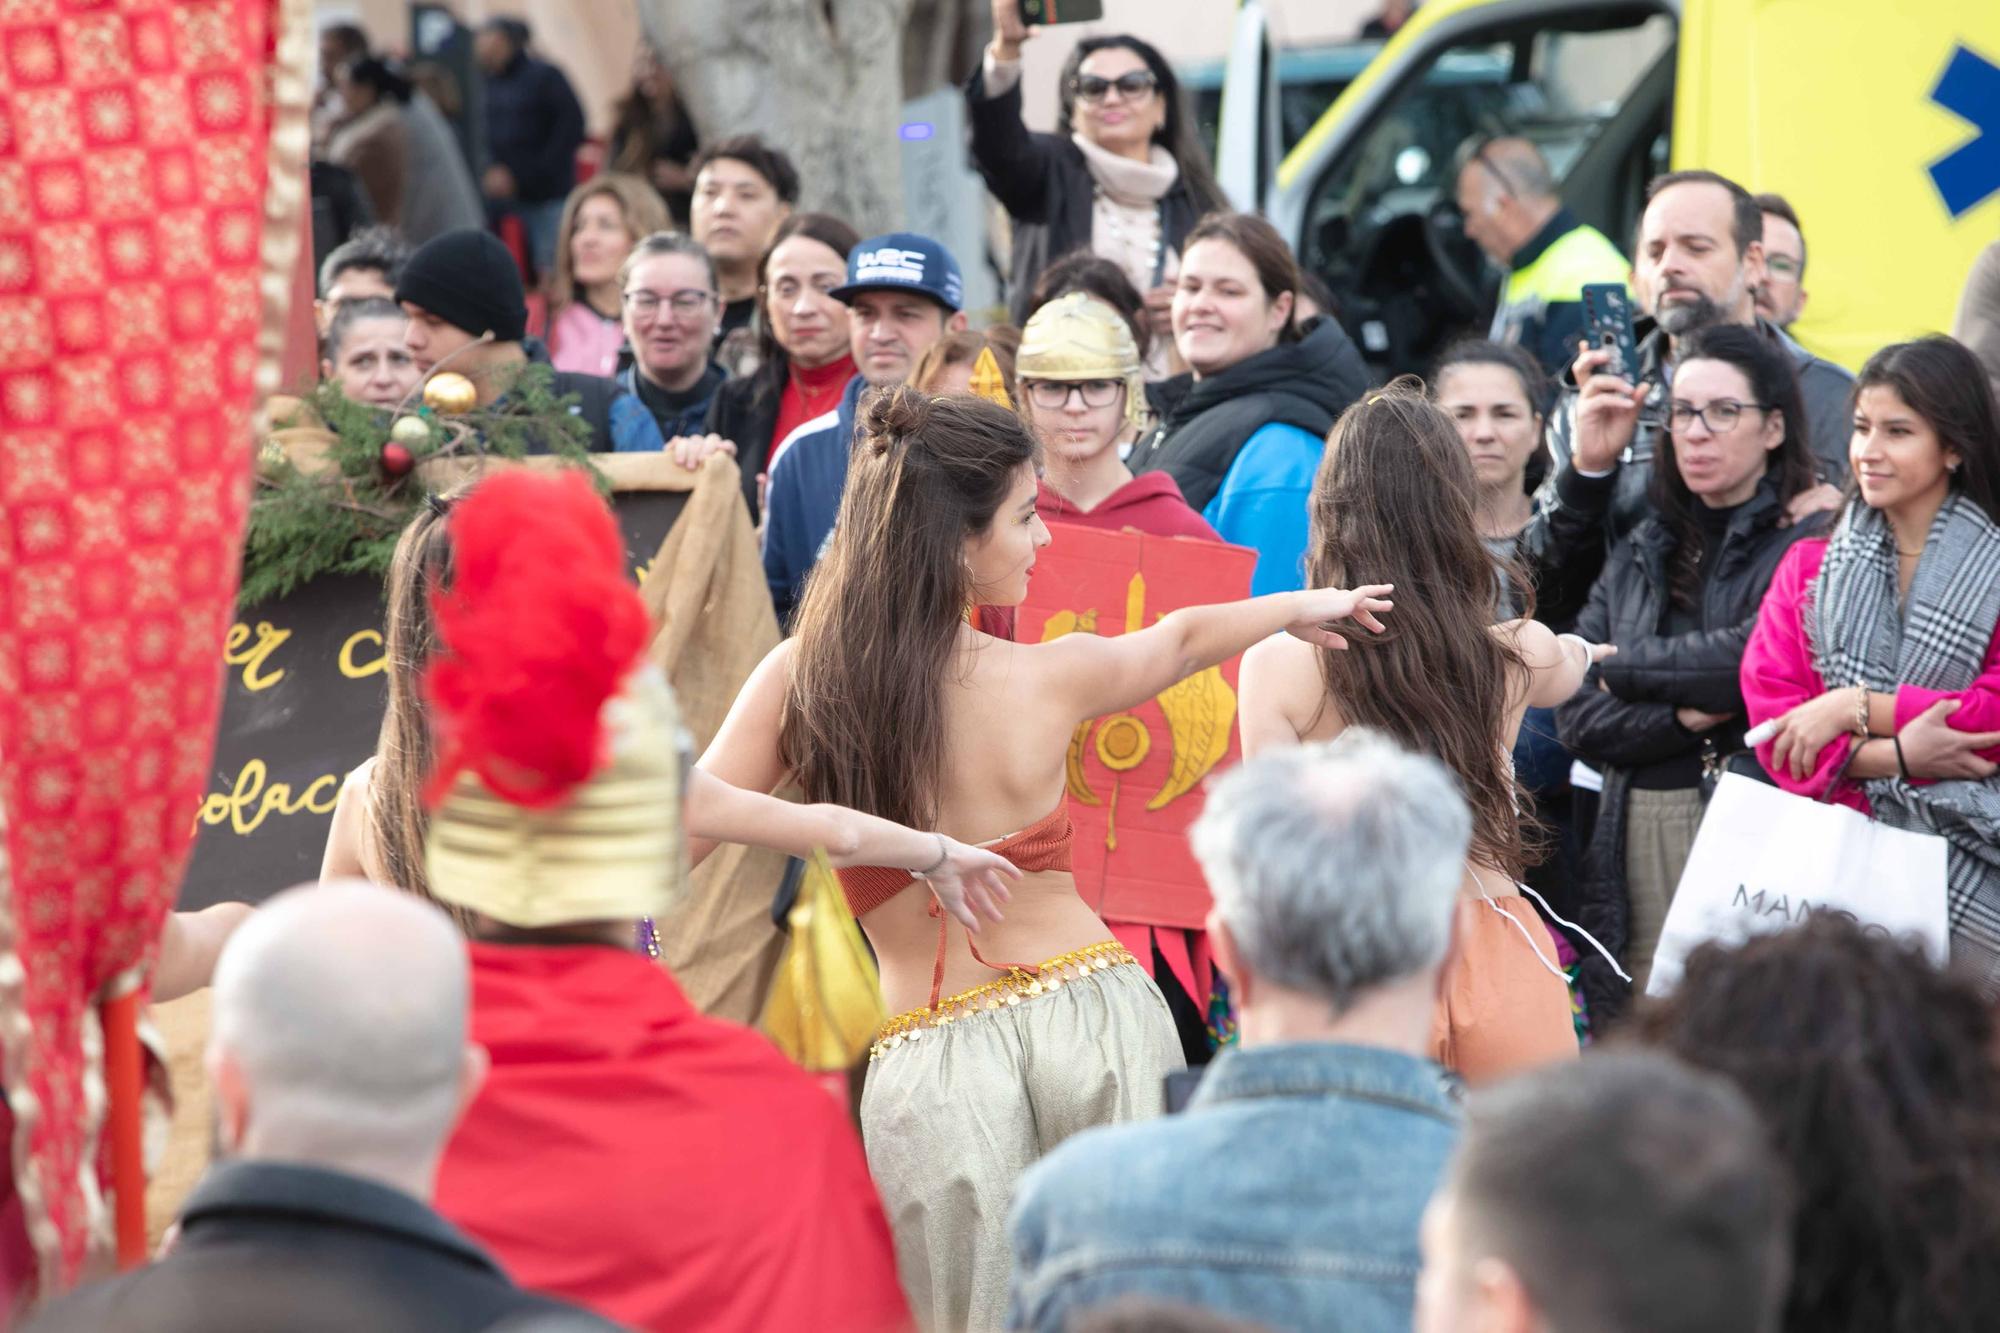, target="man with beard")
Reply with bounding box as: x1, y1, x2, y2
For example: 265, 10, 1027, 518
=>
1545, 169, 1853, 547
